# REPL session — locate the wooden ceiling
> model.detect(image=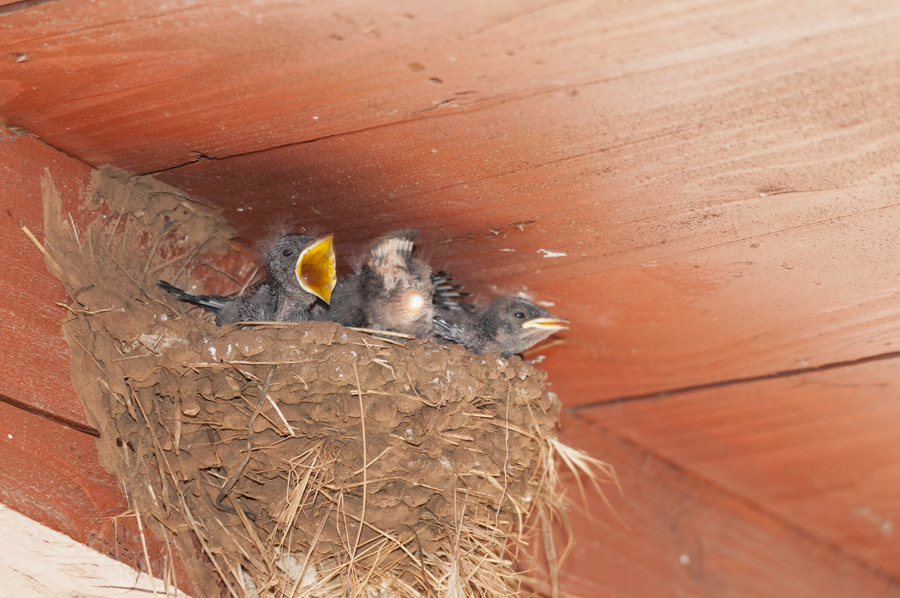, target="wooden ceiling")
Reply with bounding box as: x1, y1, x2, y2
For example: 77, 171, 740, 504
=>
2, 0, 900, 595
